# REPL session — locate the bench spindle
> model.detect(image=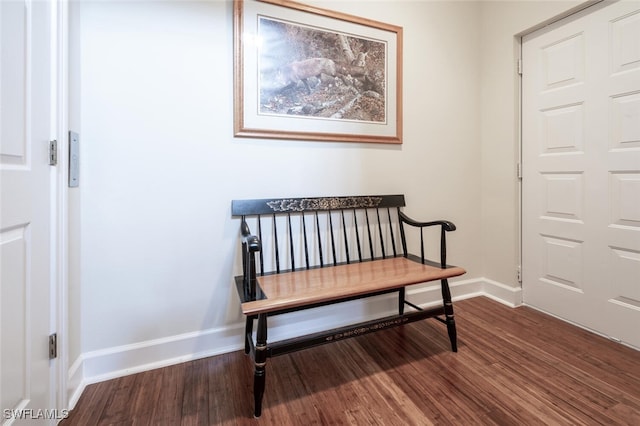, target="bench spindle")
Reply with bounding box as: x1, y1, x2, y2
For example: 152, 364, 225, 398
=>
272, 215, 280, 273
341, 210, 350, 264
440, 227, 447, 268
287, 213, 295, 271
420, 227, 425, 264
329, 211, 337, 266
353, 209, 363, 262
364, 209, 374, 259
302, 214, 310, 269
376, 208, 386, 259
315, 212, 324, 268
257, 215, 264, 276
388, 208, 398, 257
